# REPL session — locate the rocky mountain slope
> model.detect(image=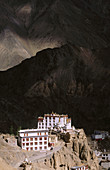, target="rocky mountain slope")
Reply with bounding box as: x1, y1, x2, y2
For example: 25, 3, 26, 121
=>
0, 157, 16, 170
0, 130, 99, 170
33, 129, 99, 170
0, 0, 110, 70
0, 44, 110, 134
